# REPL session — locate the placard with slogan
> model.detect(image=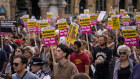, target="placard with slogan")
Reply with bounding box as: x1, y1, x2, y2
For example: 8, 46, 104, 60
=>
0, 16, 5, 21
41, 27, 57, 46
120, 9, 125, 17
122, 16, 130, 26
107, 18, 112, 30
112, 15, 120, 29
79, 14, 92, 33
66, 22, 79, 44
136, 15, 140, 24
46, 12, 52, 24
22, 15, 29, 27
122, 26, 137, 38
90, 13, 97, 25
0, 20, 17, 32
84, 9, 89, 14
28, 19, 37, 33
57, 19, 68, 37
110, 12, 116, 17
122, 26, 139, 46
